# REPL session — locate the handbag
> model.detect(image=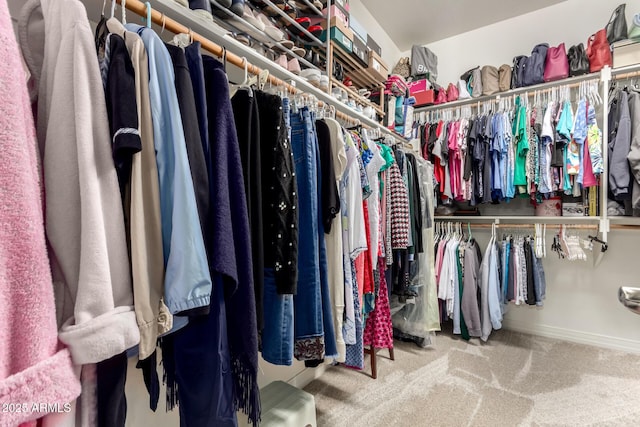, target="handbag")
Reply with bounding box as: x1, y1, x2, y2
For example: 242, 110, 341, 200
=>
392, 57, 411, 79
568, 43, 590, 76
481, 65, 499, 95
544, 43, 569, 82
457, 79, 471, 99
512, 55, 527, 88
606, 4, 628, 45
434, 87, 447, 104
470, 67, 483, 98
523, 43, 548, 86
447, 83, 459, 102
446, 83, 459, 102
411, 45, 438, 81
498, 64, 512, 92
587, 29, 613, 72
